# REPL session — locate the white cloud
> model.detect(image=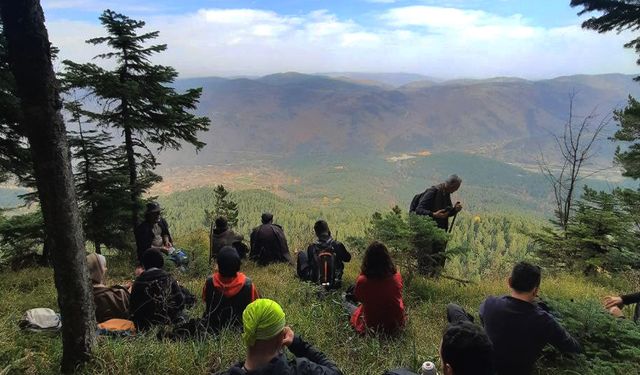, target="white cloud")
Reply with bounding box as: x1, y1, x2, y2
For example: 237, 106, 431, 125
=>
44, 6, 639, 79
